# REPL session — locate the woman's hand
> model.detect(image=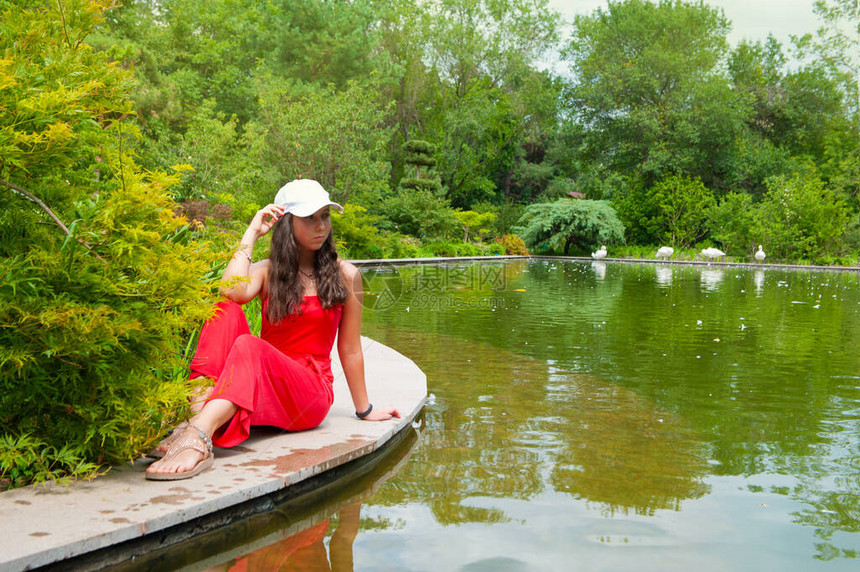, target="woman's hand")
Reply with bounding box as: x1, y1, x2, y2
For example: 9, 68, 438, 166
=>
361, 406, 400, 421
248, 204, 285, 239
